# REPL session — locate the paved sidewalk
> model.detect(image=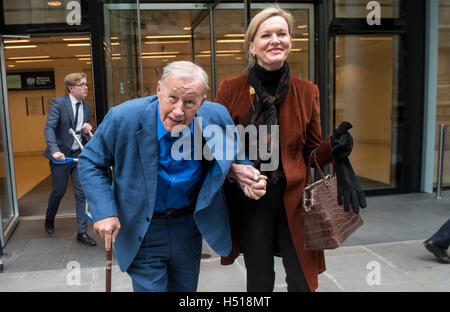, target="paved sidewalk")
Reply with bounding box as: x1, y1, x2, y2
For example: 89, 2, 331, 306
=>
0, 191, 449, 292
